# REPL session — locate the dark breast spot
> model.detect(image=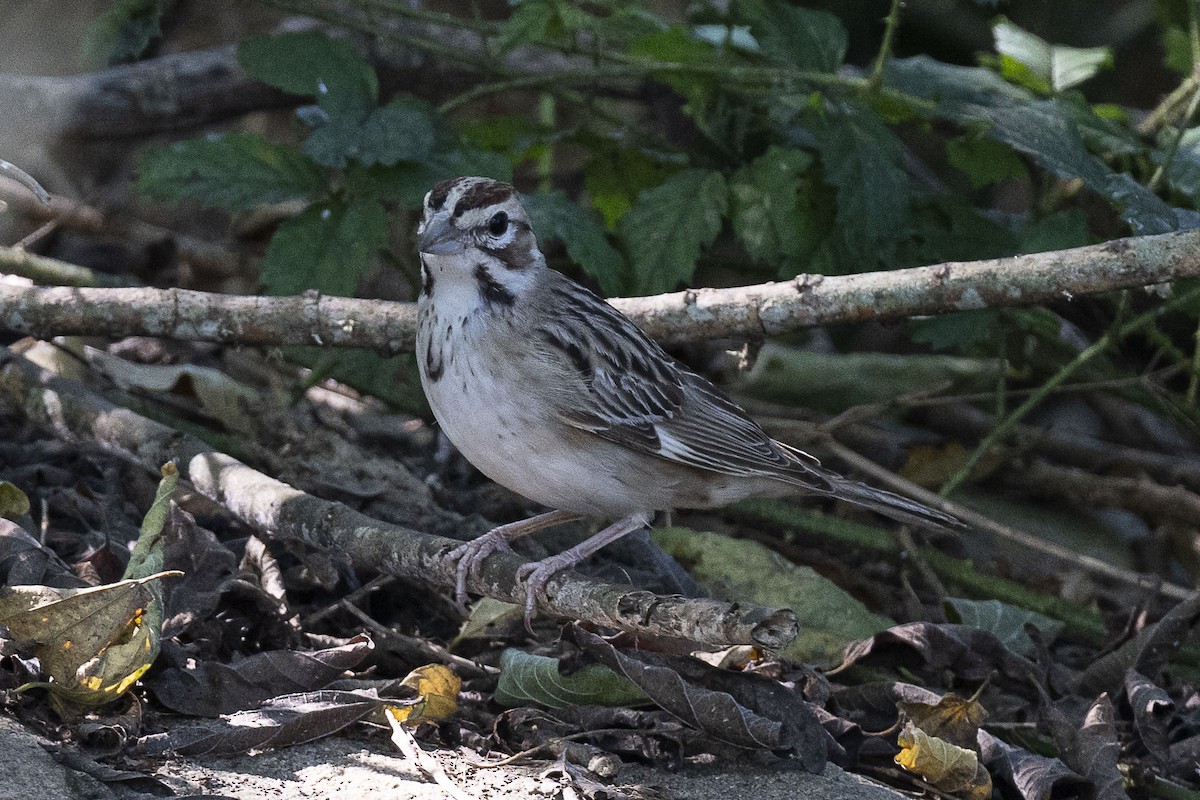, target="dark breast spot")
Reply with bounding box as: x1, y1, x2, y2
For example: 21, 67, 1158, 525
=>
474, 264, 515, 307
420, 263, 434, 296
425, 341, 444, 383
